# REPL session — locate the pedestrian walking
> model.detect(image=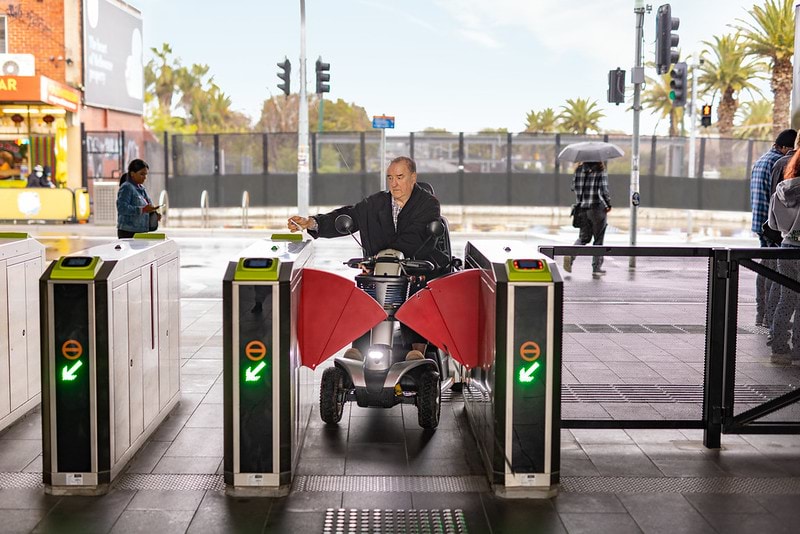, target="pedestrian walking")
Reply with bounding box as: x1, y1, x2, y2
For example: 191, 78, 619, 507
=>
563, 161, 611, 276
766, 148, 800, 365
751, 129, 796, 327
